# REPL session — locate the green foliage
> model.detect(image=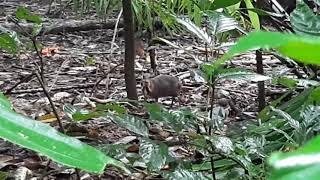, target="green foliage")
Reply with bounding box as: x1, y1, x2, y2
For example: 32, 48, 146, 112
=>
204, 30, 320, 77
72, 0, 120, 19
16, 6, 42, 24
164, 168, 211, 179
139, 138, 169, 172
209, 0, 242, 11
291, 0, 320, 36
0, 26, 19, 54
206, 11, 243, 41
145, 103, 198, 132
112, 114, 149, 137
269, 135, 320, 180
243, 0, 260, 30
0, 93, 125, 174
